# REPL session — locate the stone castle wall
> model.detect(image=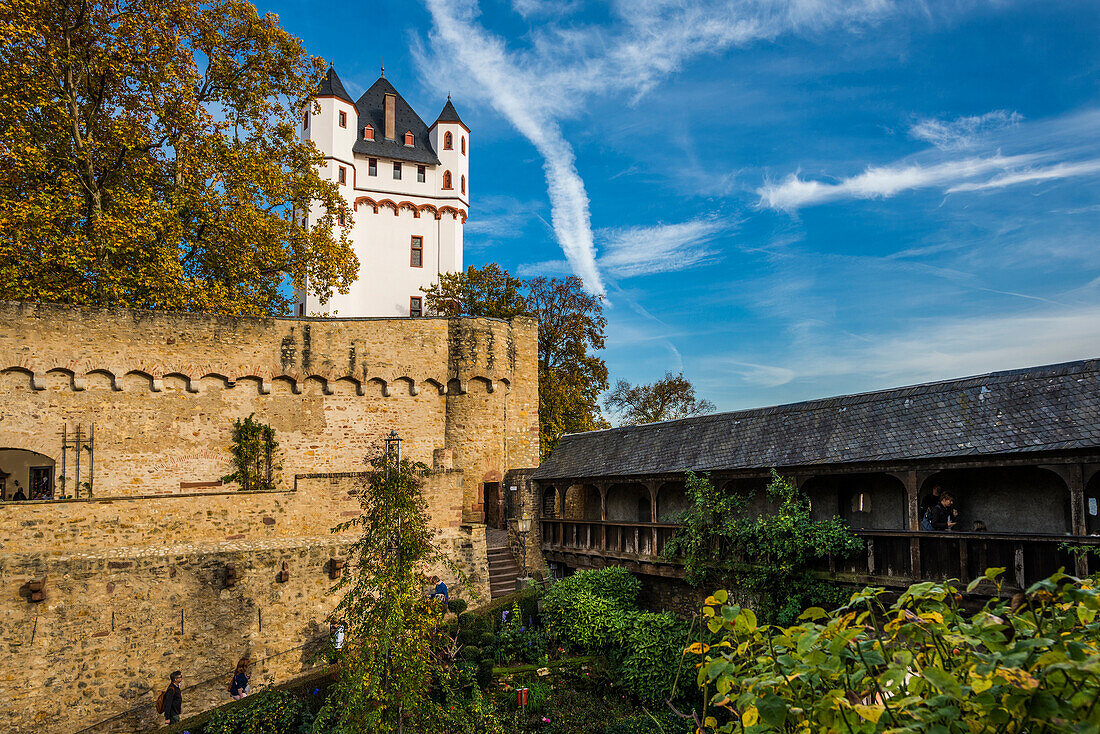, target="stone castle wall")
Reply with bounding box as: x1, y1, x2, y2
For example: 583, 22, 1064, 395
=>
0, 302, 538, 733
